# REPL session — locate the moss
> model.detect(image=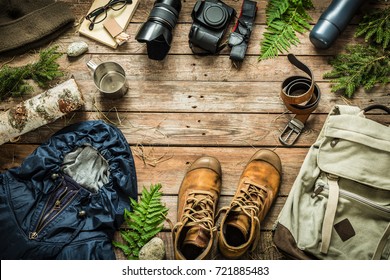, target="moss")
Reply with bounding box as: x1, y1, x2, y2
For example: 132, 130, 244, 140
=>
35, 105, 56, 122
8, 104, 28, 132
